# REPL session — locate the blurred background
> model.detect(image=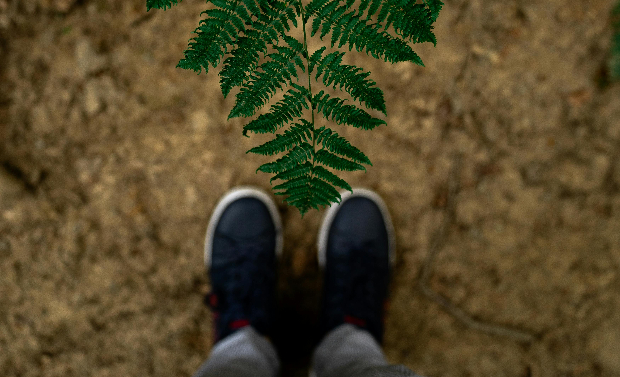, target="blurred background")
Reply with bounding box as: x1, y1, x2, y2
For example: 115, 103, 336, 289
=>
1, 0, 620, 376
